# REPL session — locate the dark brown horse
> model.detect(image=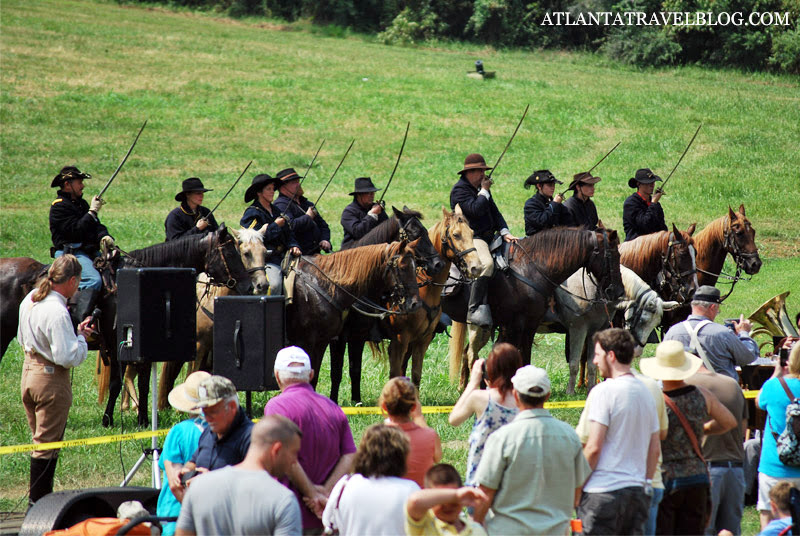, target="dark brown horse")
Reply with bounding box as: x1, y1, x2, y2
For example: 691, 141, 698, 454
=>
0, 257, 47, 360
287, 240, 423, 387
328, 206, 446, 403
94, 225, 252, 427
445, 228, 624, 388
